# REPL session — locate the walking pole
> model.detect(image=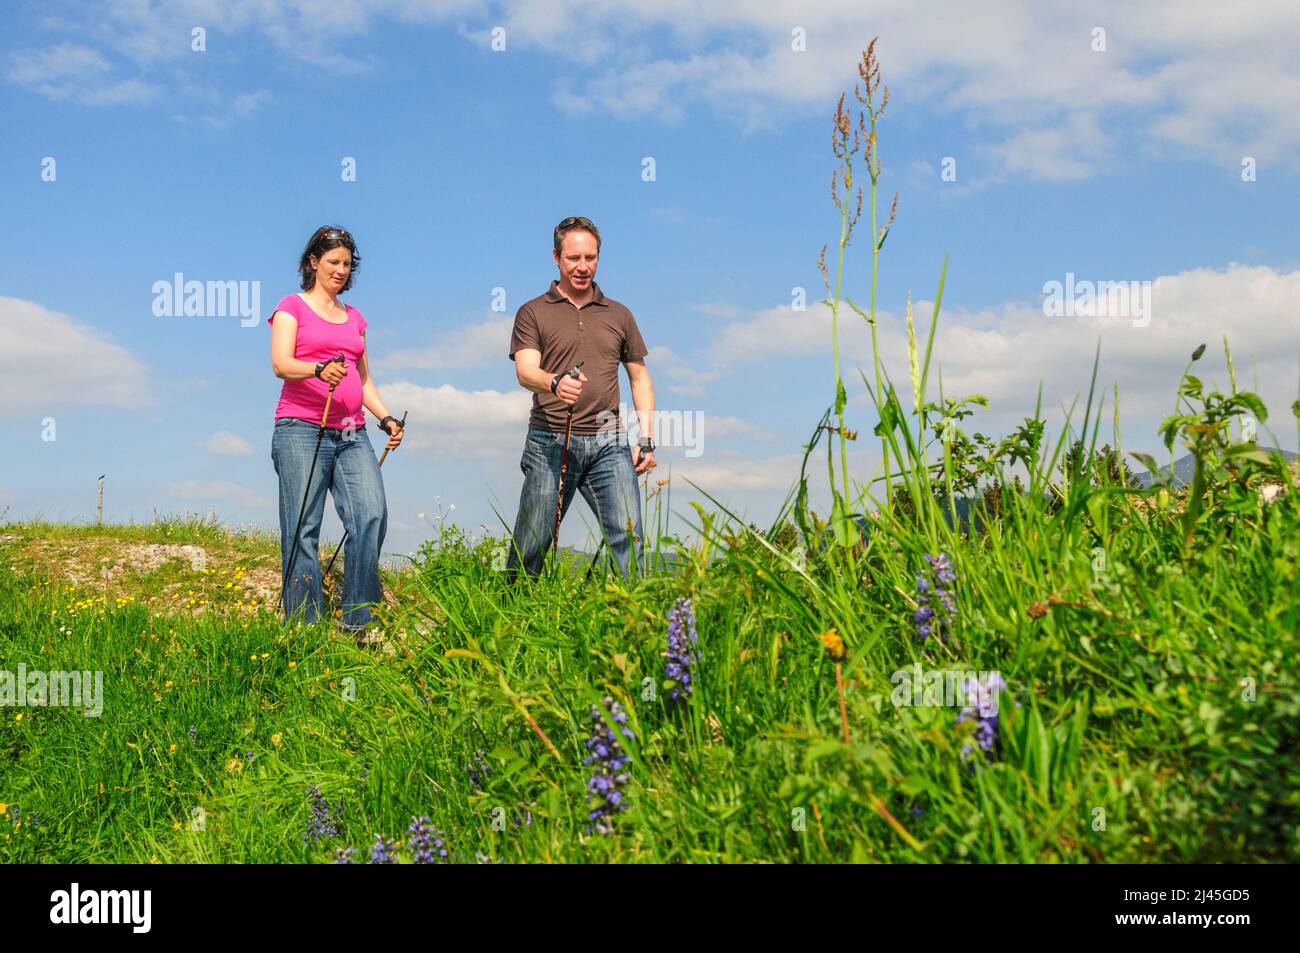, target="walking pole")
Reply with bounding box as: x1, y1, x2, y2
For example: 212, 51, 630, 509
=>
278, 353, 345, 613
551, 361, 584, 558
321, 410, 406, 579
583, 539, 605, 582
